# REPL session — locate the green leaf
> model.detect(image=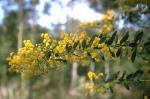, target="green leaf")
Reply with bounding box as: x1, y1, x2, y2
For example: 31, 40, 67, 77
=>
73, 41, 79, 49
134, 69, 143, 77
144, 40, 150, 54
116, 47, 122, 57
126, 70, 143, 80
66, 45, 72, 52
124, 83, 130, 90
46, 51, 51, 58
131, 48, 137, 62
55, 58, 67, 63
107, 31, 117, 45
98, 34, 103, 38
119, 71, 126, 81
134, 31, 143, 42
114, 71, 120, 80
115, 34, 118, 44
109, 48, 115, 57
89, 35, 97, 46
120, 32, 129, 44
82, 40, 87, 49
100, 36, 106, 43
107, 71, 120, 81
109, 86, 113, 93
126, 74, 134, 80
129, 42, 137, 47
100, 54, 105, 61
